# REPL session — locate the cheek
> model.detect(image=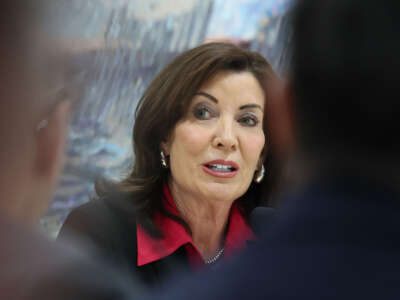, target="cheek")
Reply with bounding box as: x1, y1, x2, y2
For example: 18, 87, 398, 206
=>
241, 130, 265, 165
170, 123, 210, 164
